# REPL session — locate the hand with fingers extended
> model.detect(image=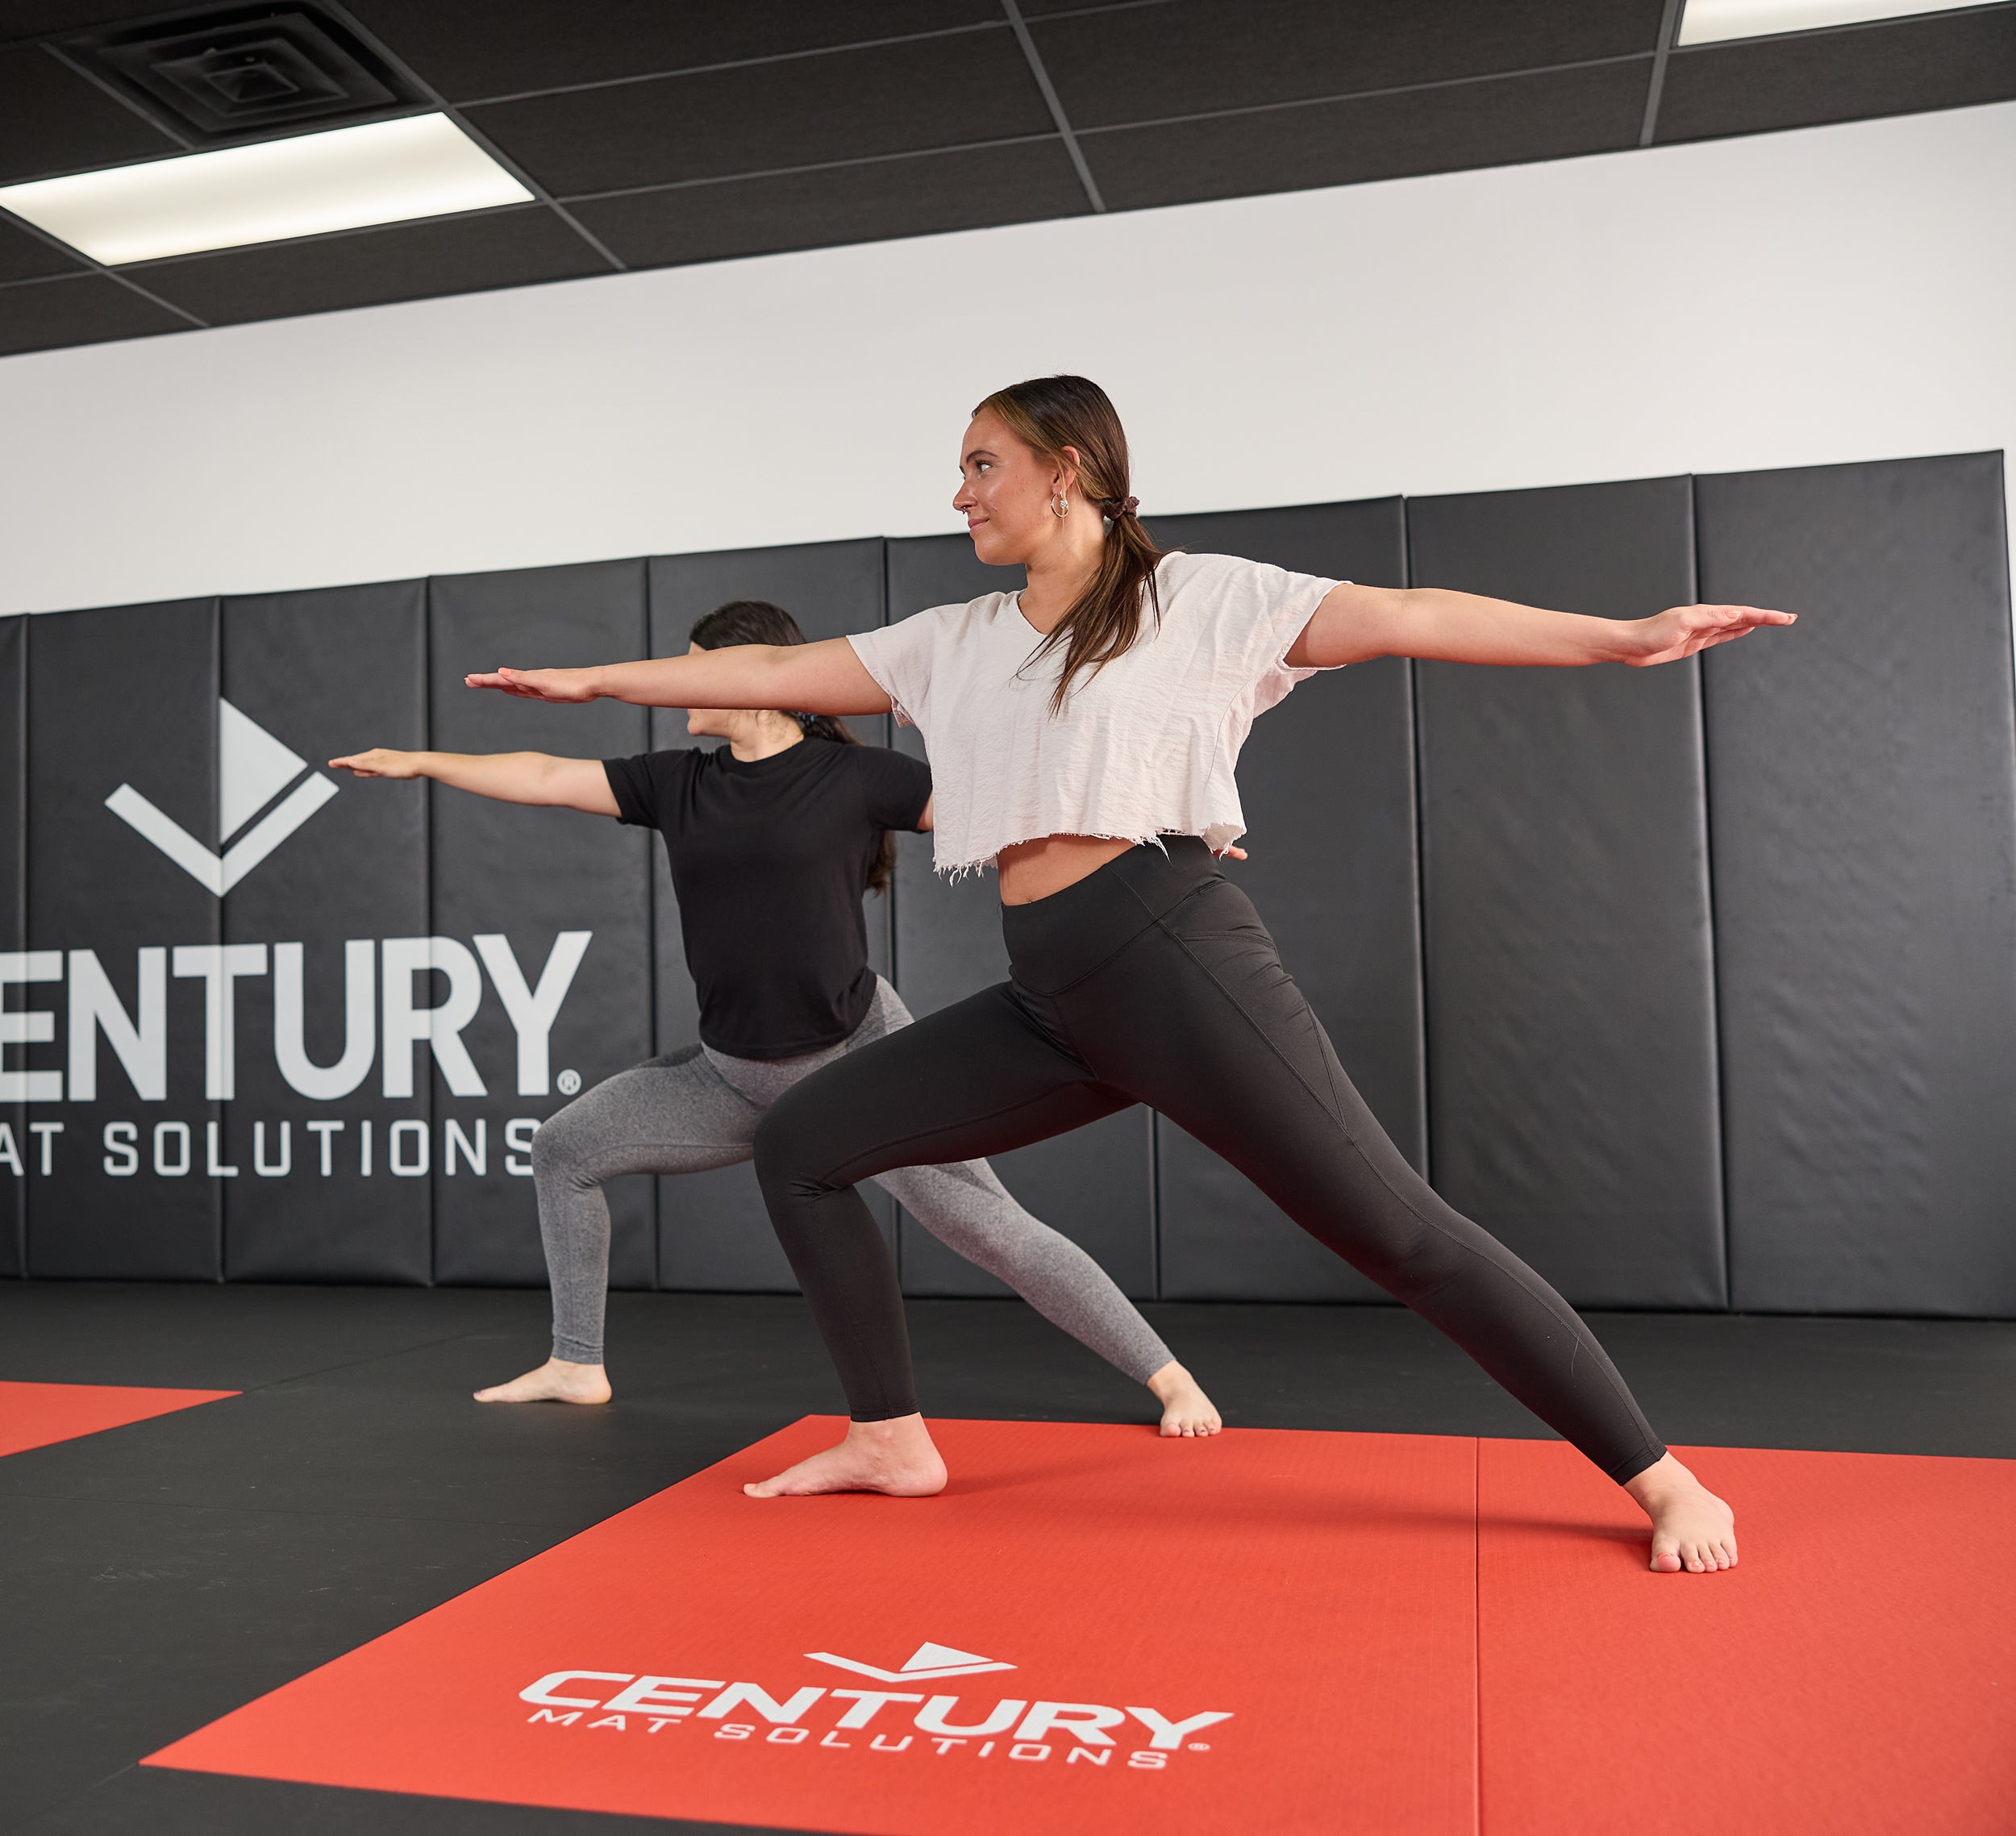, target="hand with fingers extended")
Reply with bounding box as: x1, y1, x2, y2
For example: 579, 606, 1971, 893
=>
328, 747, 422, 779
464, 666, 600, 702
1624, 603, 1796, 668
